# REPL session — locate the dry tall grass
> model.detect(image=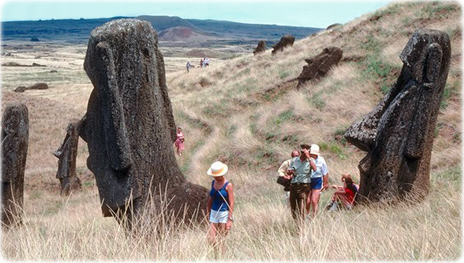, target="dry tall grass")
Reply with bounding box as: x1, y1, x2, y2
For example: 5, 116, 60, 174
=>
1, 1, 462, 261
